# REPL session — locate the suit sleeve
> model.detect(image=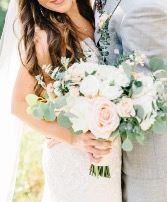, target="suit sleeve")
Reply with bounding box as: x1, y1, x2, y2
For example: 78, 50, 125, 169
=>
120, 4, 167, 69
